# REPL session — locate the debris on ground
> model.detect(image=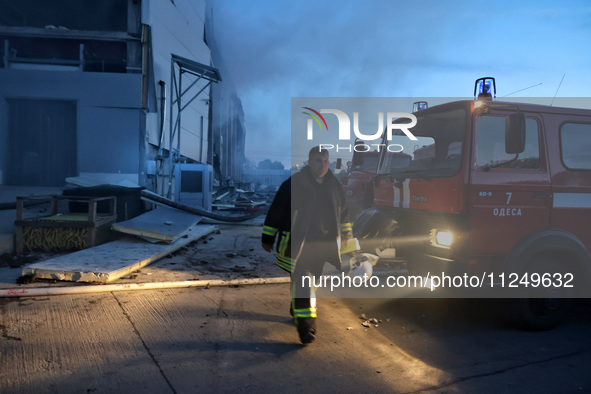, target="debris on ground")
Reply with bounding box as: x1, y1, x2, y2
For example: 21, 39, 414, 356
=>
3, 222, 287, 287
212, 186, 274, 212
15, 274, 37, 284
359, 314, 385, 328
0, 252, 57, 269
